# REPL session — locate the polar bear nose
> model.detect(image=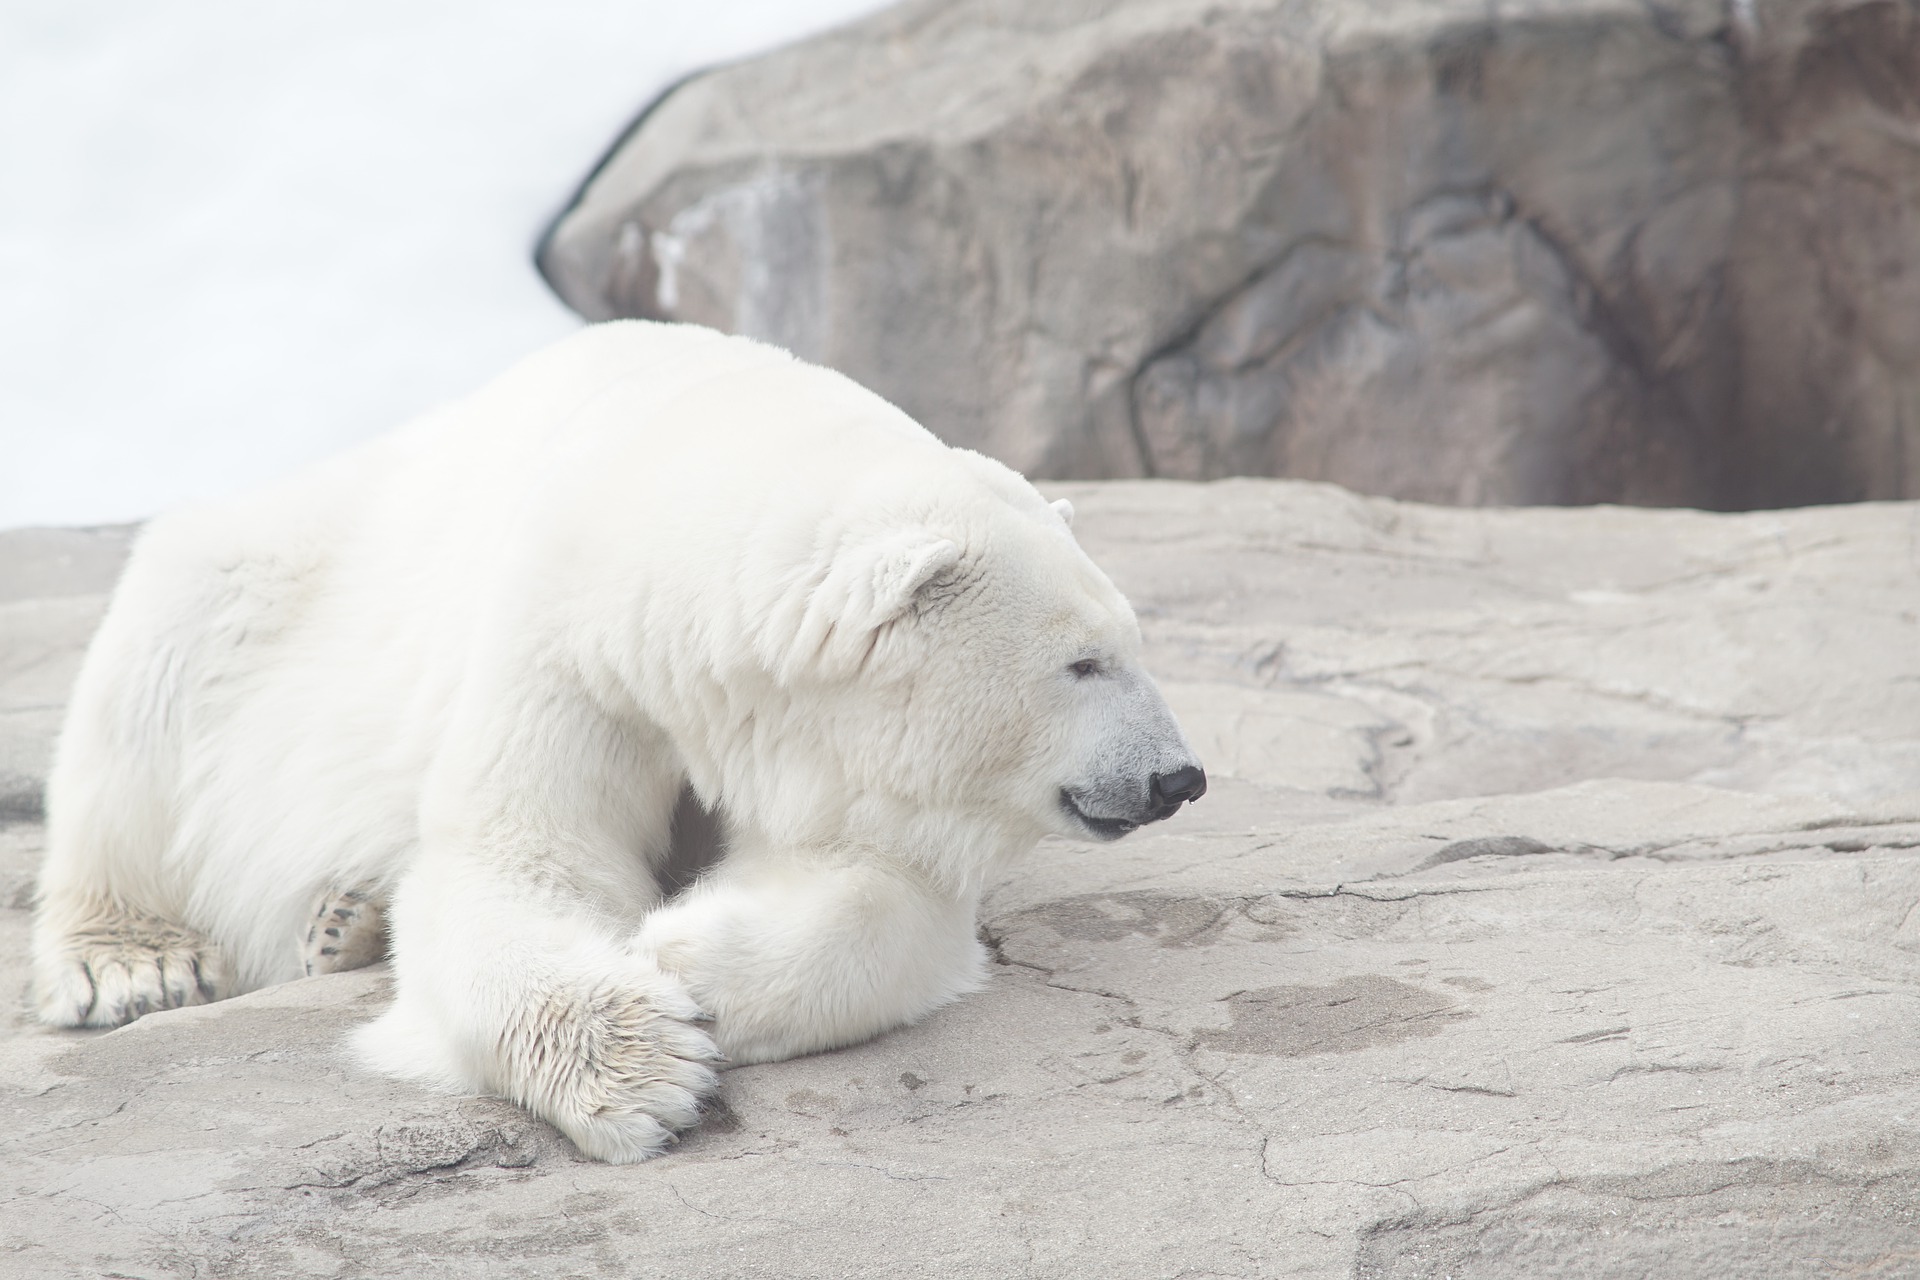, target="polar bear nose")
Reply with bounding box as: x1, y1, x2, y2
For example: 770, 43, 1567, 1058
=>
1149, 765, 1207, 816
